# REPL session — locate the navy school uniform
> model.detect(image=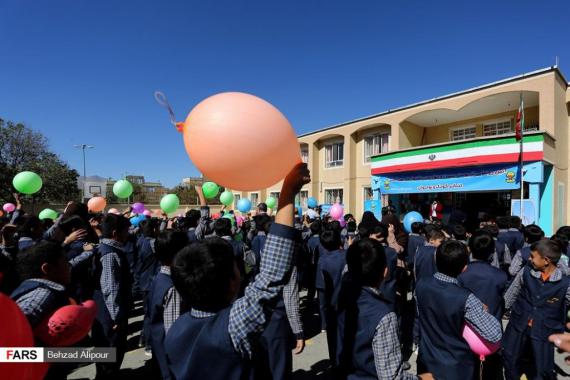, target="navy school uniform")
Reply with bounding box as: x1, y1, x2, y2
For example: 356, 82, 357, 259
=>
458, 260, 508, 321
91, 240, 133, 377
148, 269, 176, 380
65, 239, 92, 301
304, 235, 321, 300
503, 266, 570, 380
222, 236, 248, 282
498, 229, 525, 256
18, 237, 36, 251
380, 244, 398, 304
414, 245, 437, 283
415, 275, 476, 379
495, 238, 510, 270
406, 233, 425, 267
319, 249, 347, 366
337, 285, 394, 380
11, 279, 70, 331
136, 236, 159, 293
187, 228, 198, 244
